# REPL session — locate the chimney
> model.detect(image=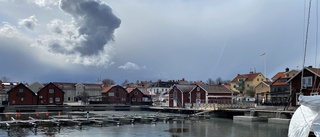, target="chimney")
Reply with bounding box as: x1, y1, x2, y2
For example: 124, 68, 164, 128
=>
285, 68, 289, 72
